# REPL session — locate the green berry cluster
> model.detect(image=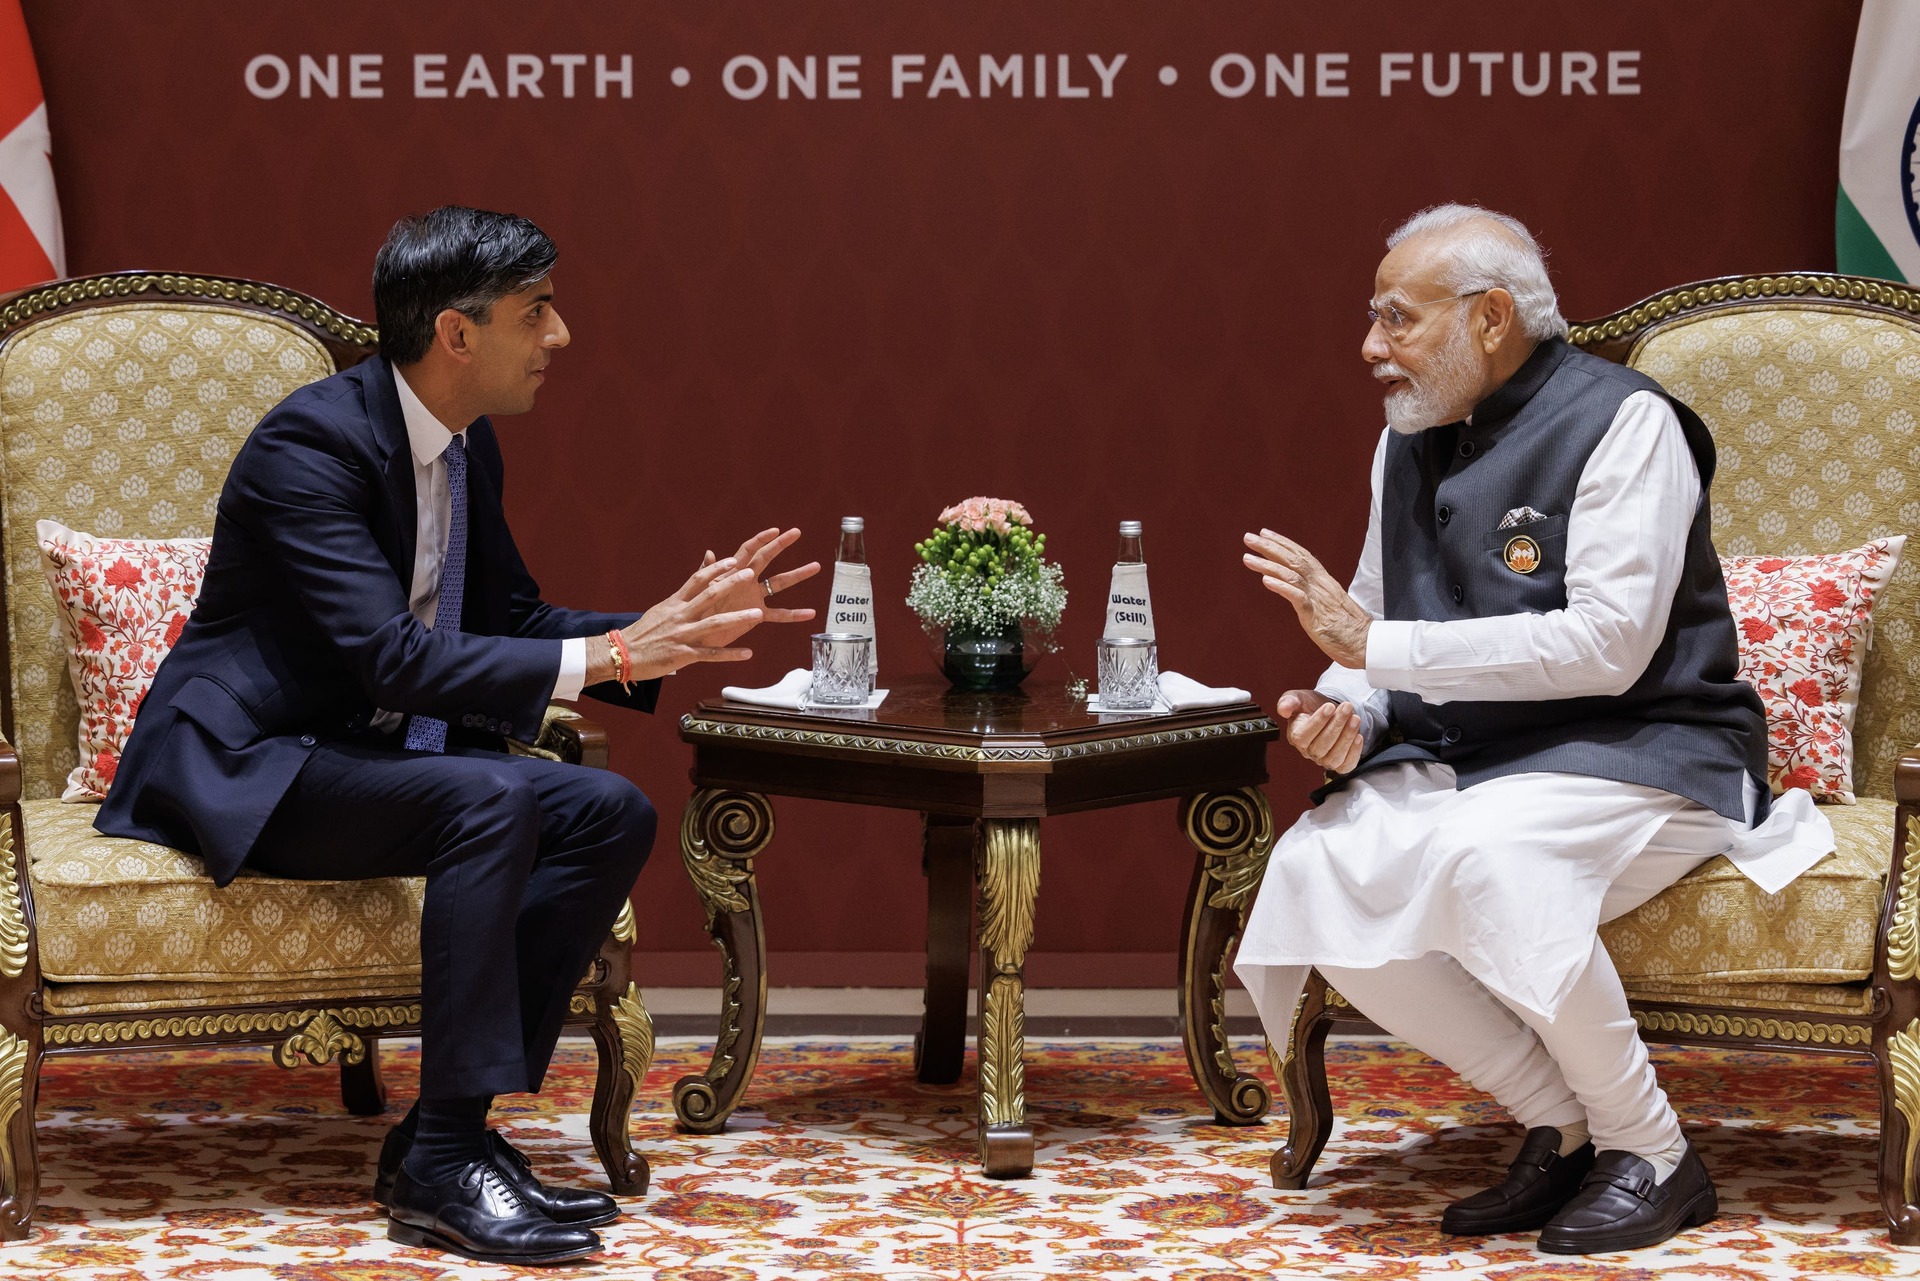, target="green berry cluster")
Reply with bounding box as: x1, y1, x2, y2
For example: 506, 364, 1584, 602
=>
914, 524, 1048, 598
